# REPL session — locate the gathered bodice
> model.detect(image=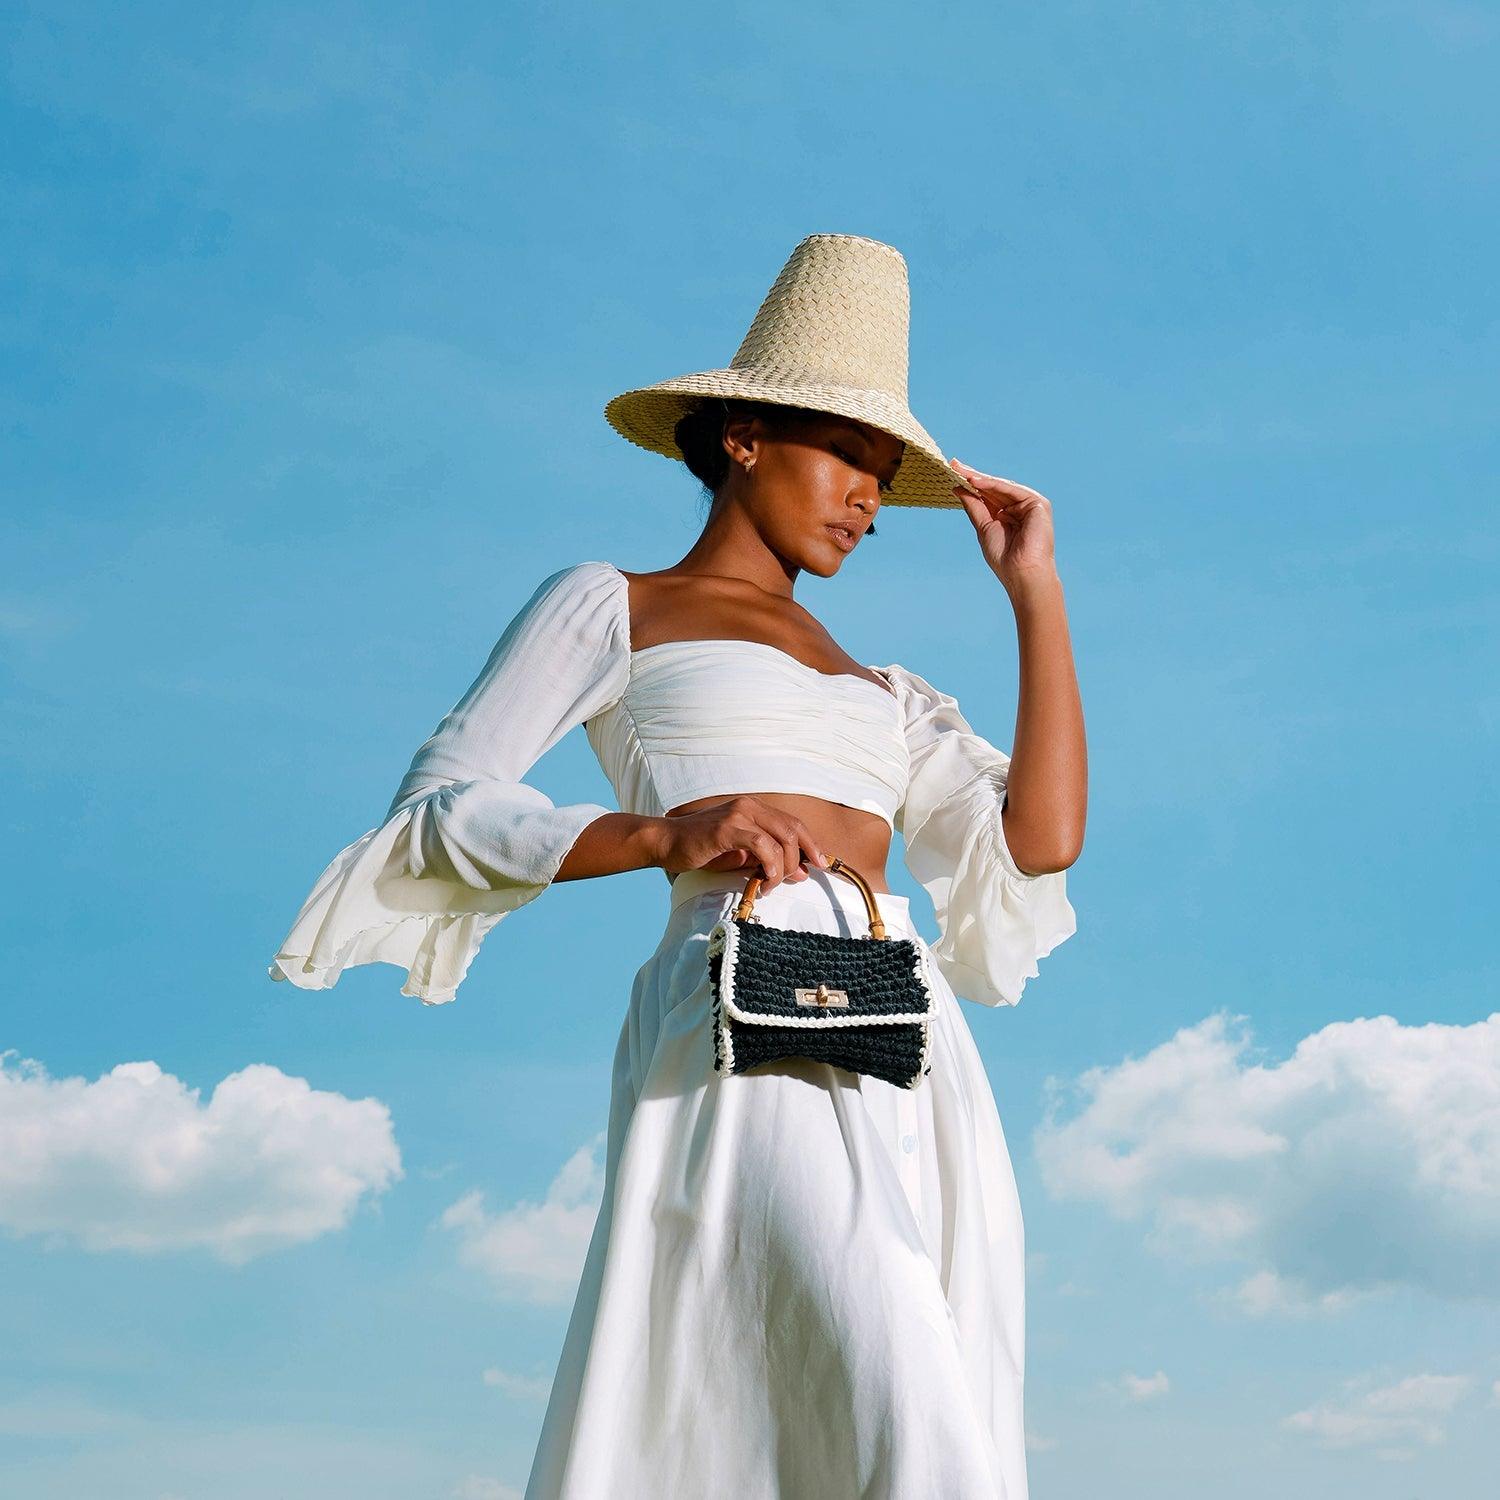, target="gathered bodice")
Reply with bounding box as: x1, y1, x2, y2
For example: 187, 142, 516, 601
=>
586, 615, 911, 827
